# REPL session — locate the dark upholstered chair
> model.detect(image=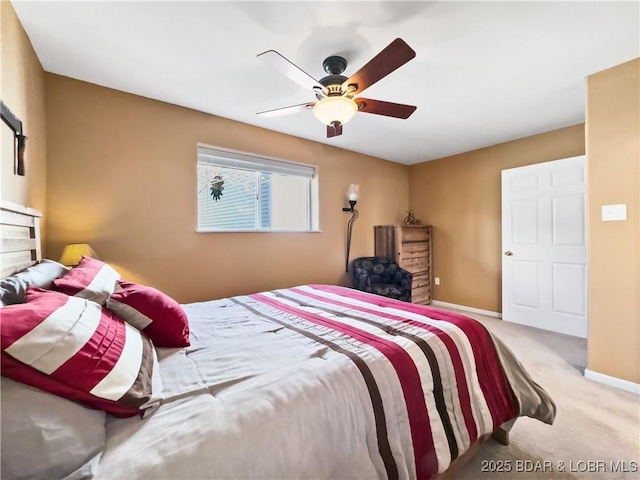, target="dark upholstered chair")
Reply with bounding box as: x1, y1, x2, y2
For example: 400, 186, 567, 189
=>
352, 257, 413, 302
